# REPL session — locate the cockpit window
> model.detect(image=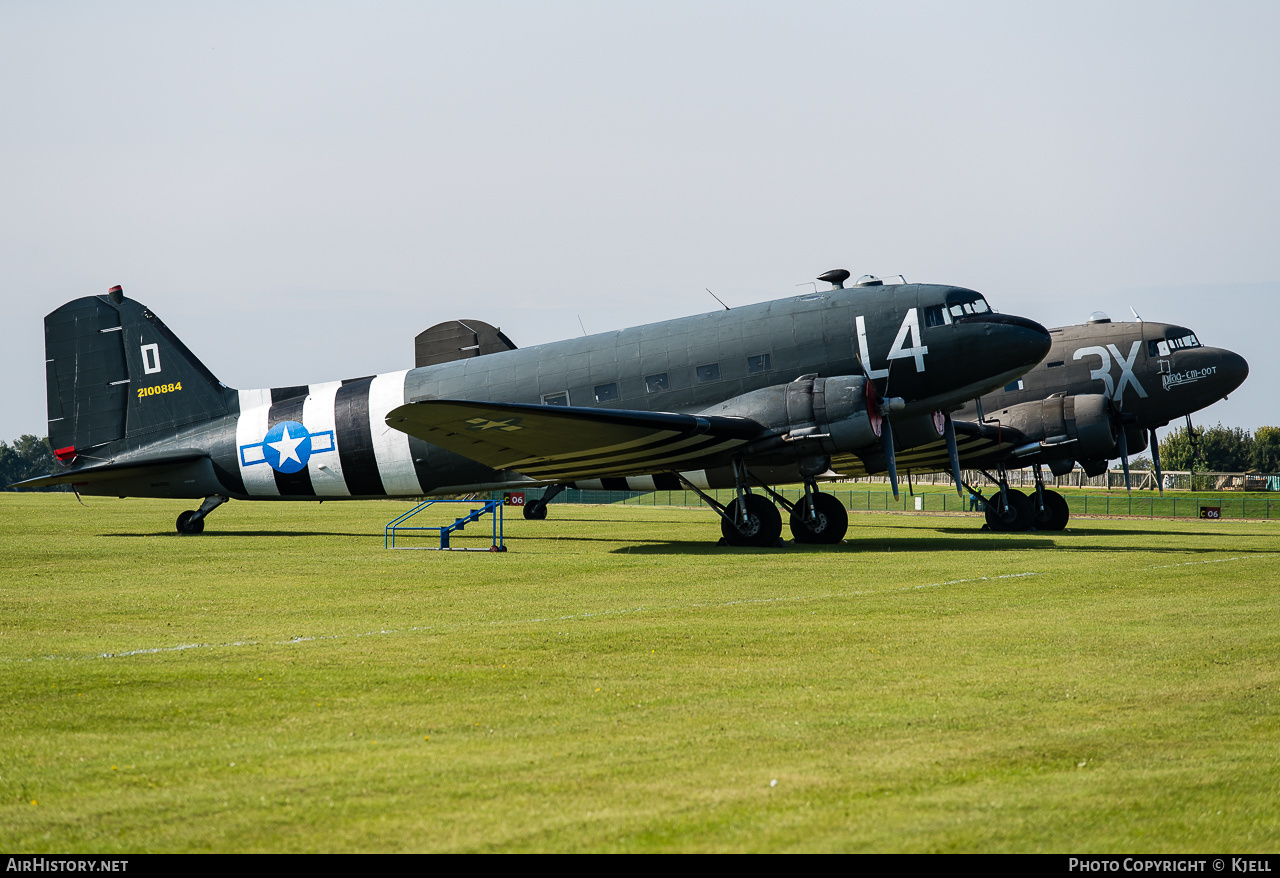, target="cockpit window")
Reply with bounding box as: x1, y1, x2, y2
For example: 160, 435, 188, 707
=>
1150, 331, 1201, 358
927, 292, 991, 326
944, 291, 991, 318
